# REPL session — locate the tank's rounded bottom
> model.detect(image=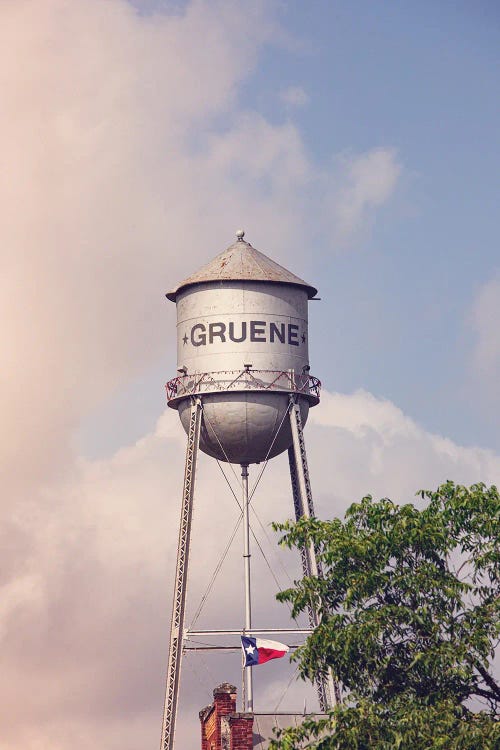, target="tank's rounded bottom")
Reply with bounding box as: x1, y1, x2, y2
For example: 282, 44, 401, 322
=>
177, 392, 309, 464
